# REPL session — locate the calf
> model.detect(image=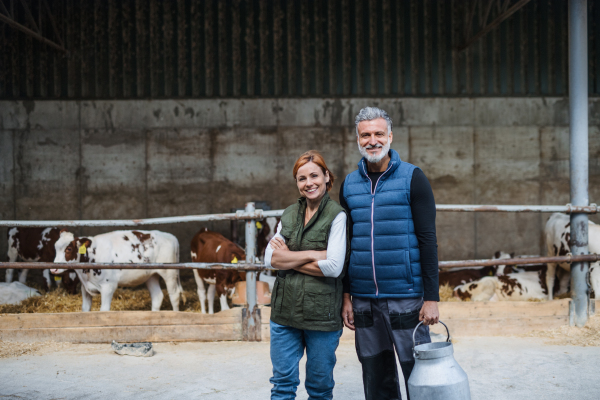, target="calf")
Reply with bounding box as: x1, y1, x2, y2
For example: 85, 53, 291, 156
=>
51, 230, 183, 312
6, 227, 79, 293
191, 228, 246, 314
439, 267, 494, 289
454, 272, 549, 302
439, 251, 517, 289
493, 251, 553, 276
545, 213, 600, 300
